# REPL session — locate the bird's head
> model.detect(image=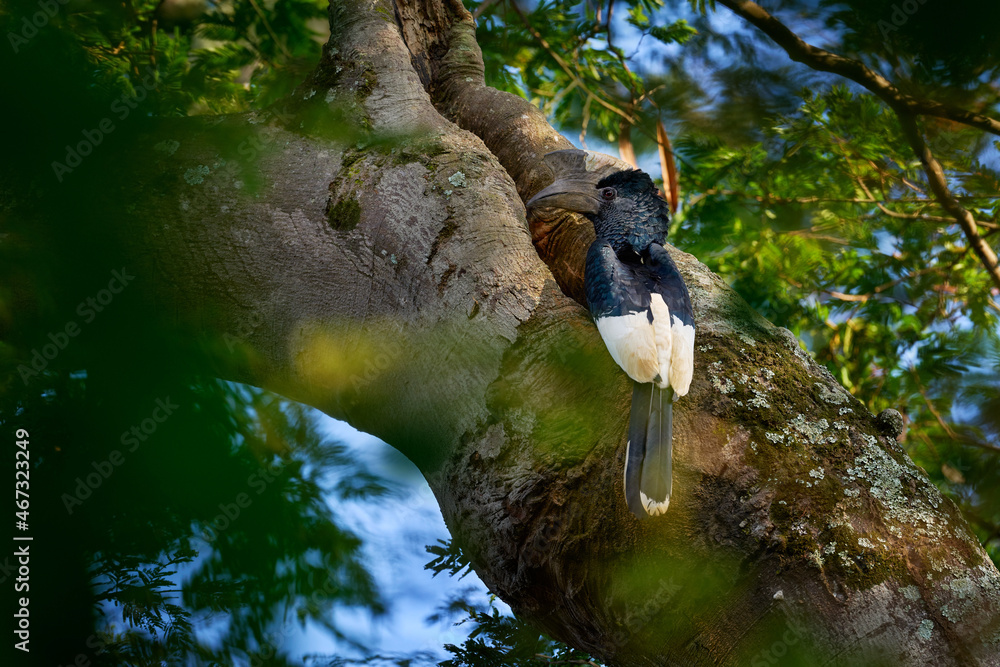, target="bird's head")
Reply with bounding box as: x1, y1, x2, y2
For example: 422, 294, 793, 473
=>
526, 149, 670, 250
